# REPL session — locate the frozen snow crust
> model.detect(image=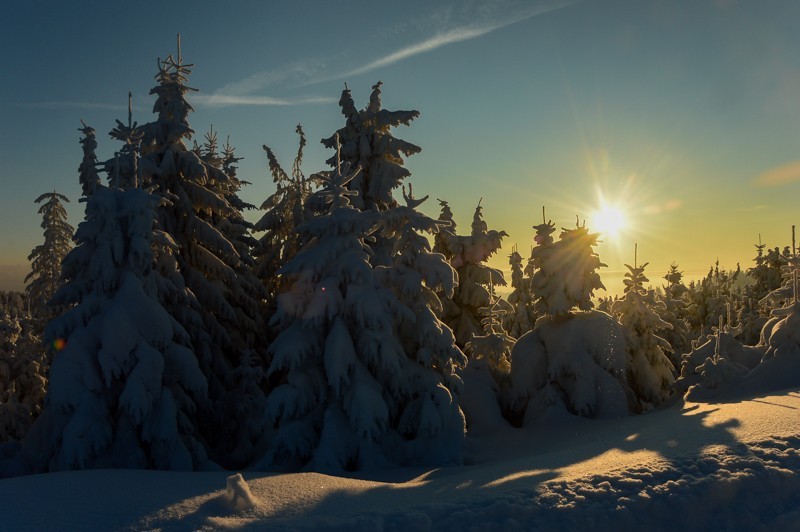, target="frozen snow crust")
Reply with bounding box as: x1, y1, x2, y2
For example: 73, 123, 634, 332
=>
2, 387, 799, 531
